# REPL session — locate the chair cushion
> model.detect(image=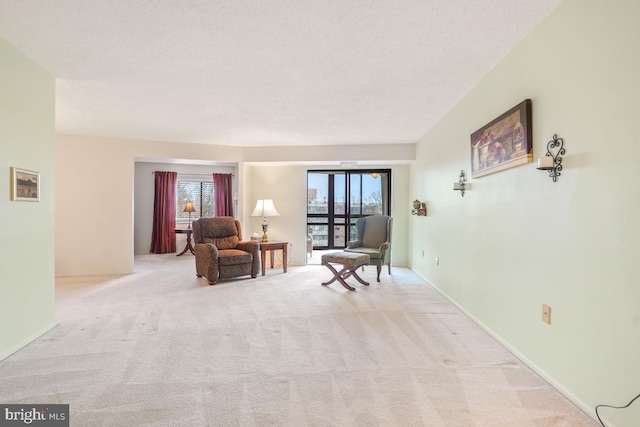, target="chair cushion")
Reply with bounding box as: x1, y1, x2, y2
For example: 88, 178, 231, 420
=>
344, 247, 382, 259
218, 249, 253, 265
196, 217, 240, 250
362, 216, 388, 248
202, 235, 239, 250
321, 251, 370, 266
